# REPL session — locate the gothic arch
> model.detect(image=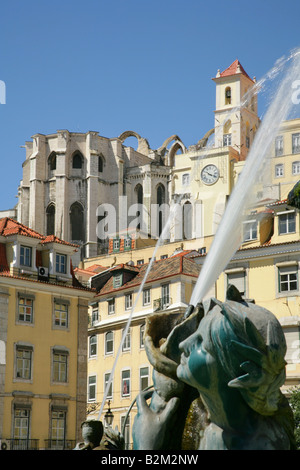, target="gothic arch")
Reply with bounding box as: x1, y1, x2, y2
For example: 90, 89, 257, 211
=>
70, 201, 84, 242
118, 131, 150, 155
71, 151, 84, 169
182, 200, 192, 240
168, 141, 186, 167
157, 135, 186, 161
48, 152, 57, 176
197, 128, 215, 149
134, 183, 143, 205
156, 183, 166, 236
46, 203, 56, 236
